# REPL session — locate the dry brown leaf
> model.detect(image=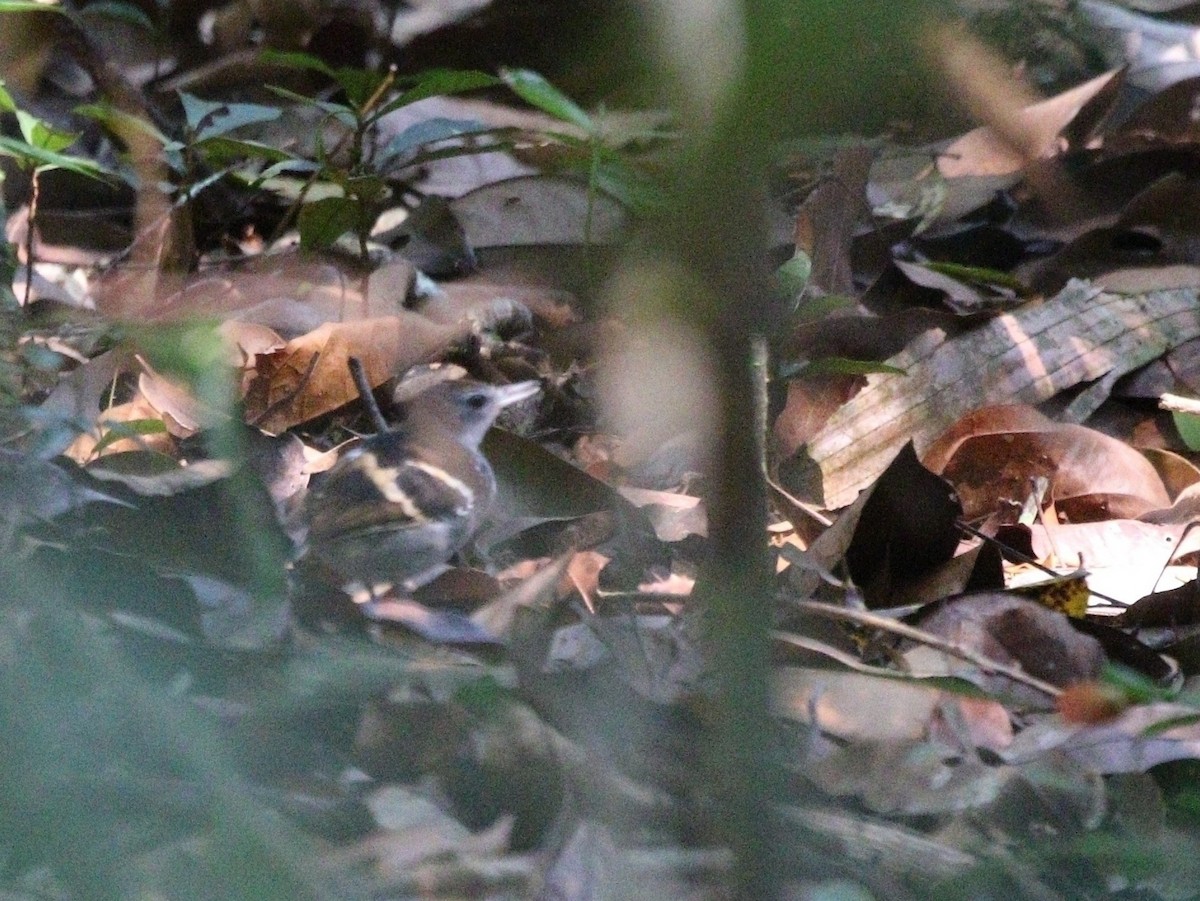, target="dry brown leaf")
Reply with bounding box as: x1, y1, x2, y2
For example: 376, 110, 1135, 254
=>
774, 373, 866, 460
451, 175, 626, 248
793, 145, 872, 296
1006, 702, 1200, 773
1027, 518, 1200, 570
617, 486, 707, 541
924, 406, 1170, 521
937, 69, 1122, 178
566, 550, 607, 611
912, 593, 1106, 707
243, 313, 466, 433
137, 365, 208, 437
773, 667, 943, 743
